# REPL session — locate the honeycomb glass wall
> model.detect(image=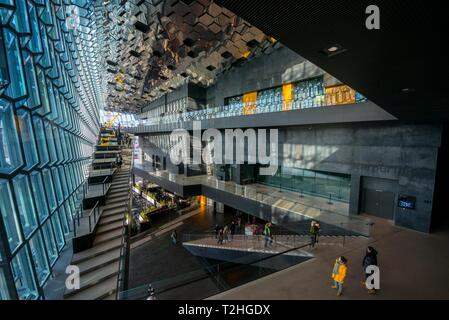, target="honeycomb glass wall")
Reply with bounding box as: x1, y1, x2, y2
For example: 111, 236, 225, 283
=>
0, 0, 103, 300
